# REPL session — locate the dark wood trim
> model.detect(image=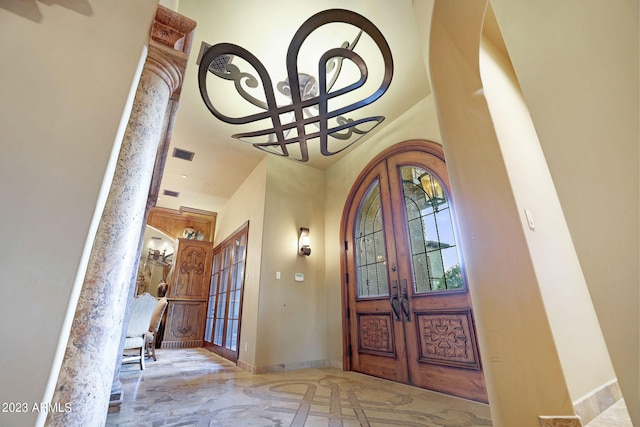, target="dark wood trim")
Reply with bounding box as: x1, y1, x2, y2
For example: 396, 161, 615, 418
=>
347, 140, 445, 194
148, 206, 216, 242
213, 220, 250, 247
